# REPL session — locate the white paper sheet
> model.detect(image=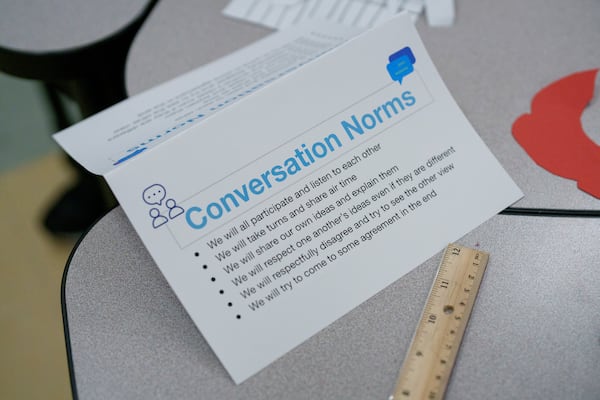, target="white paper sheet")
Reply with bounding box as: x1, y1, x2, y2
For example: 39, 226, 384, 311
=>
223, 0, 424, 30
56, 14, 521, 383
425, 0, 455, 27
